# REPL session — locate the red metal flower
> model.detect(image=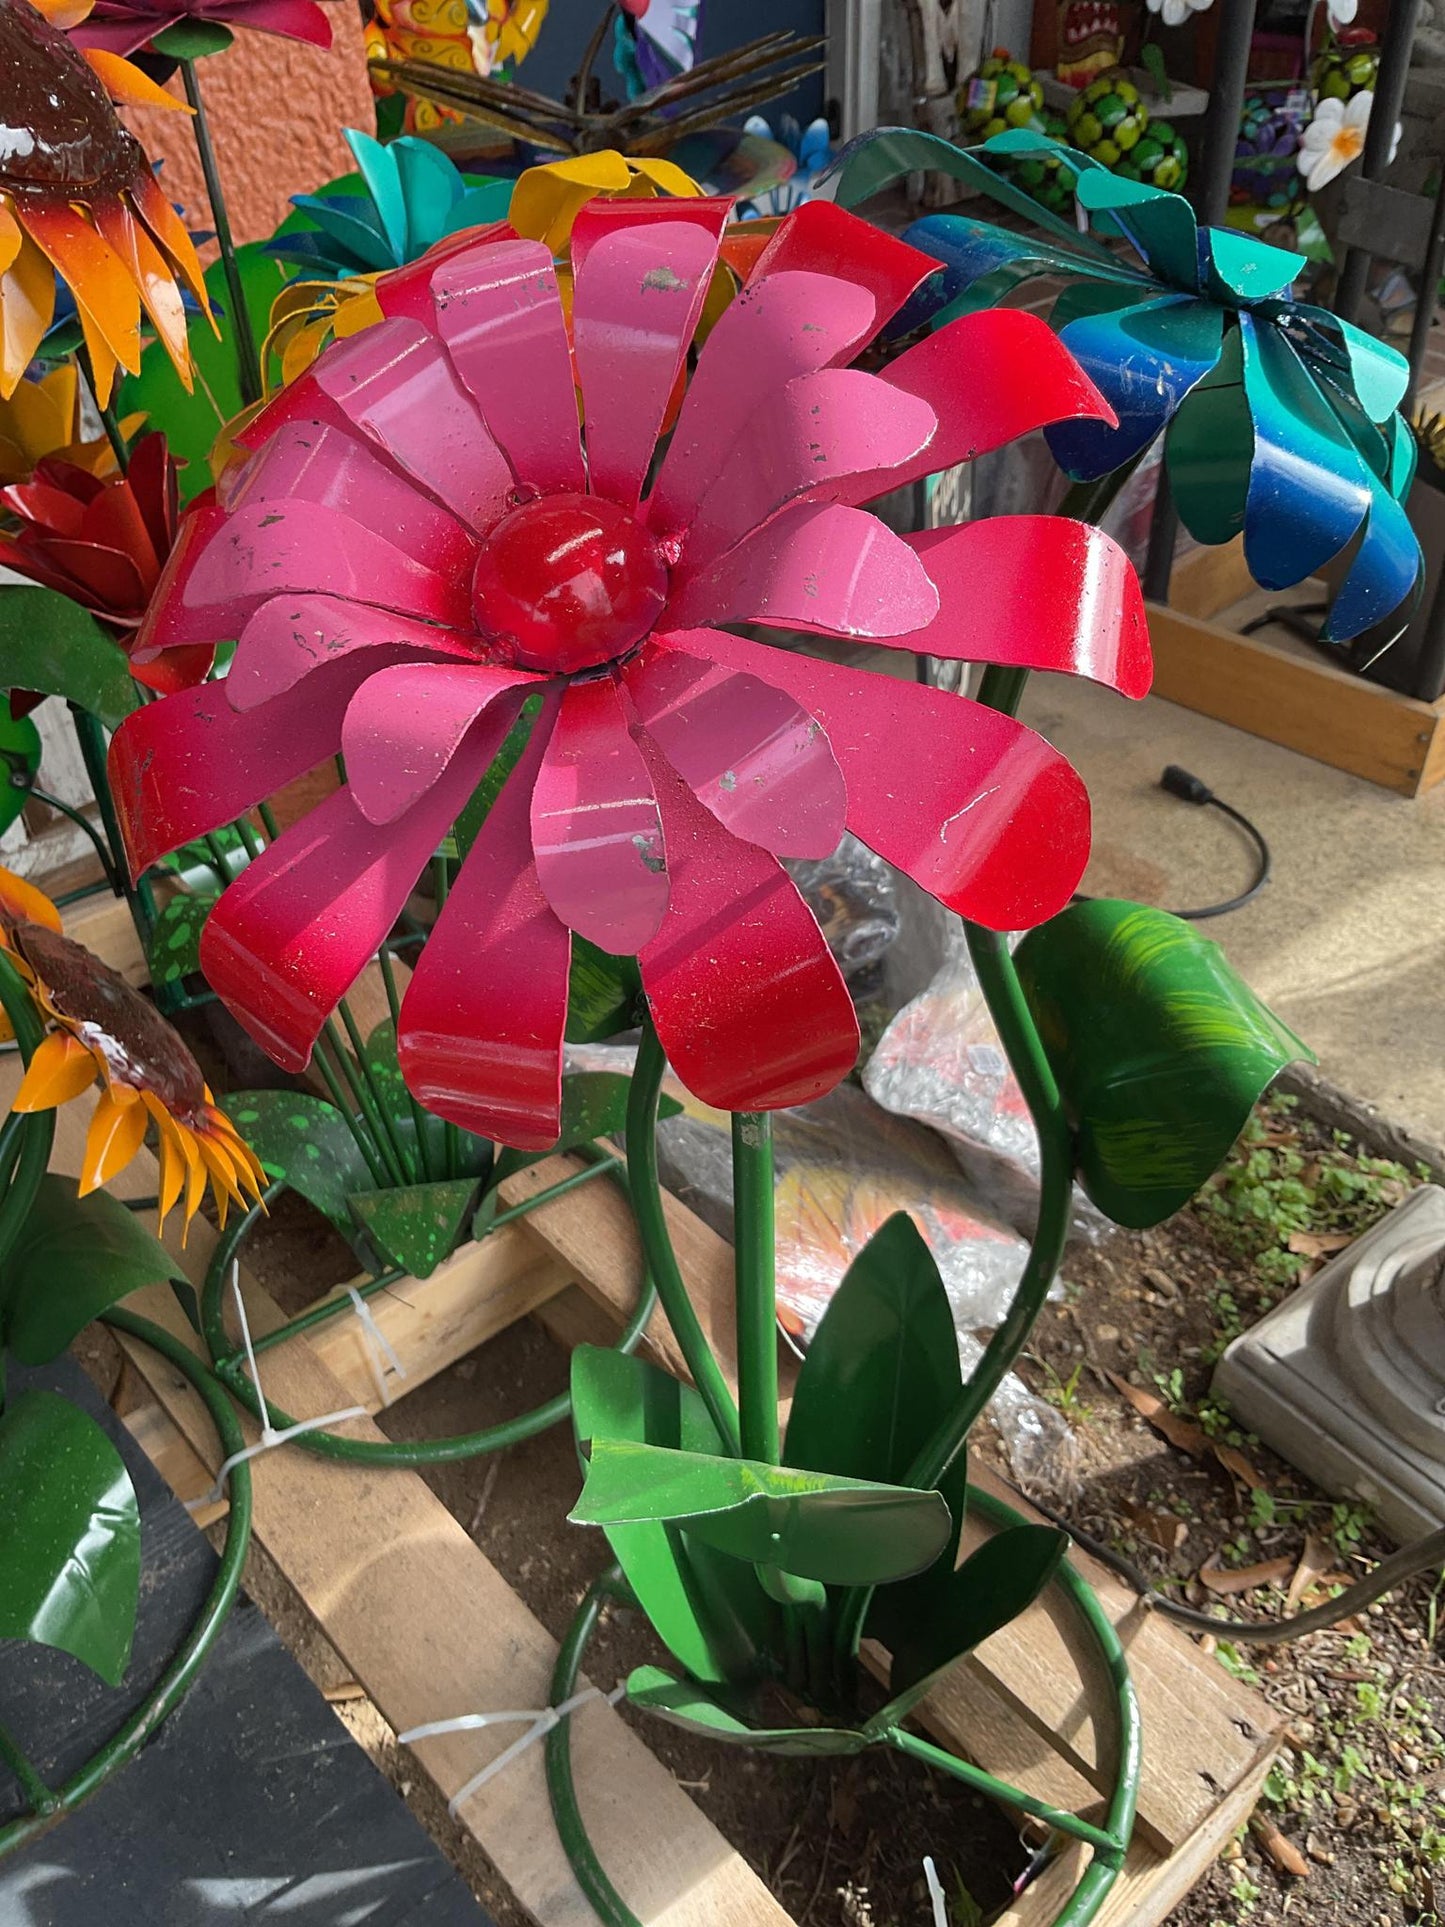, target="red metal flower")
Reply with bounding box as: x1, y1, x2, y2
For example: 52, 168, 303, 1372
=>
0, 430, 212, 691
111, 198, 1150, 1147
67, 0, 330, 58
